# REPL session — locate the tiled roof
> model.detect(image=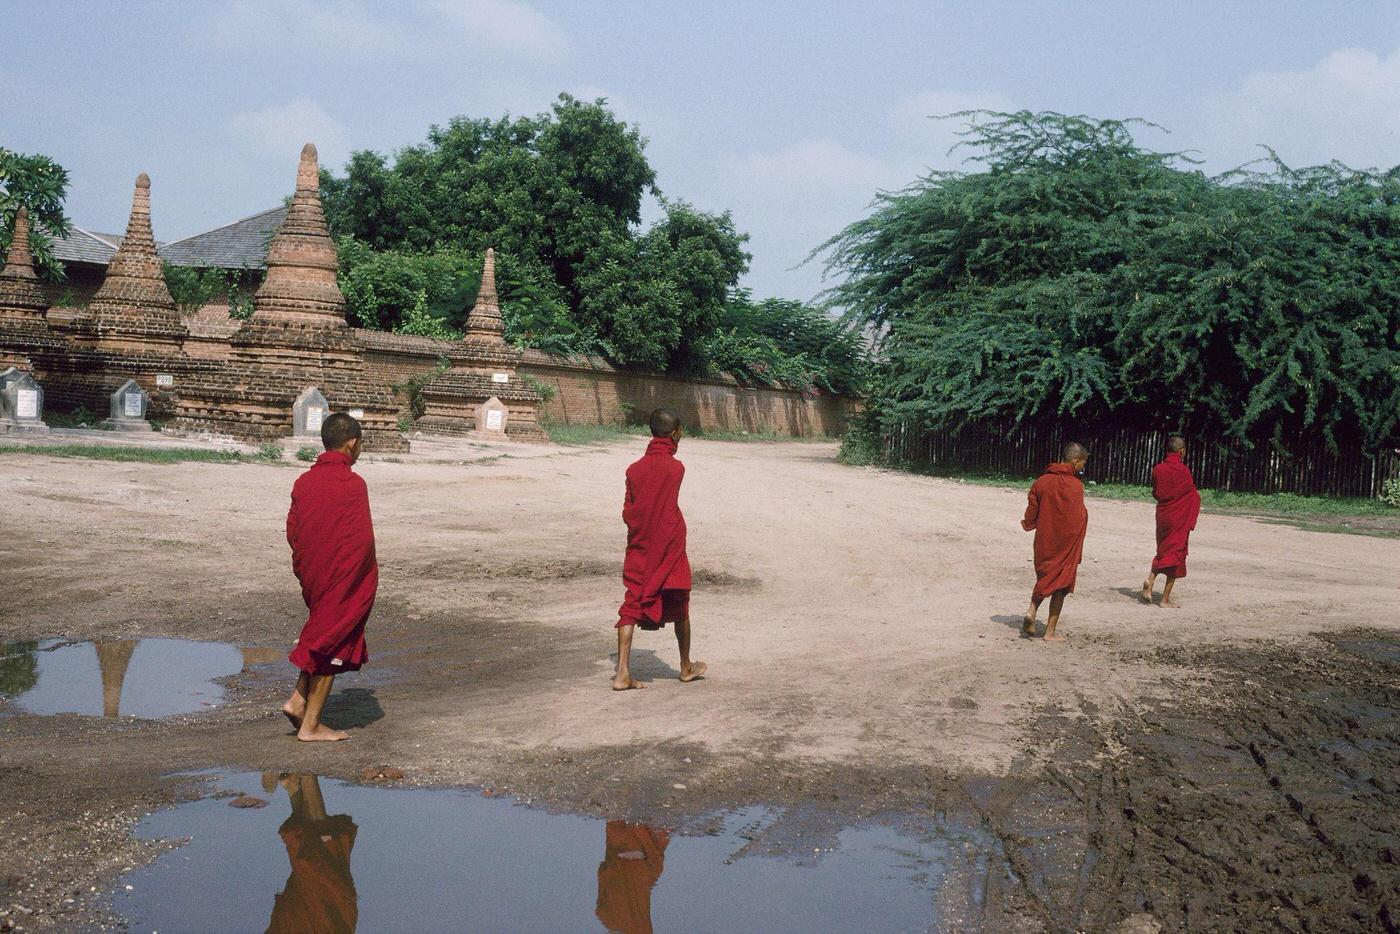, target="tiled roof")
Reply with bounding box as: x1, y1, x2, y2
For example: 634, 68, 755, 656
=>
158, 206, 286, 270
50, 227, 123, 265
